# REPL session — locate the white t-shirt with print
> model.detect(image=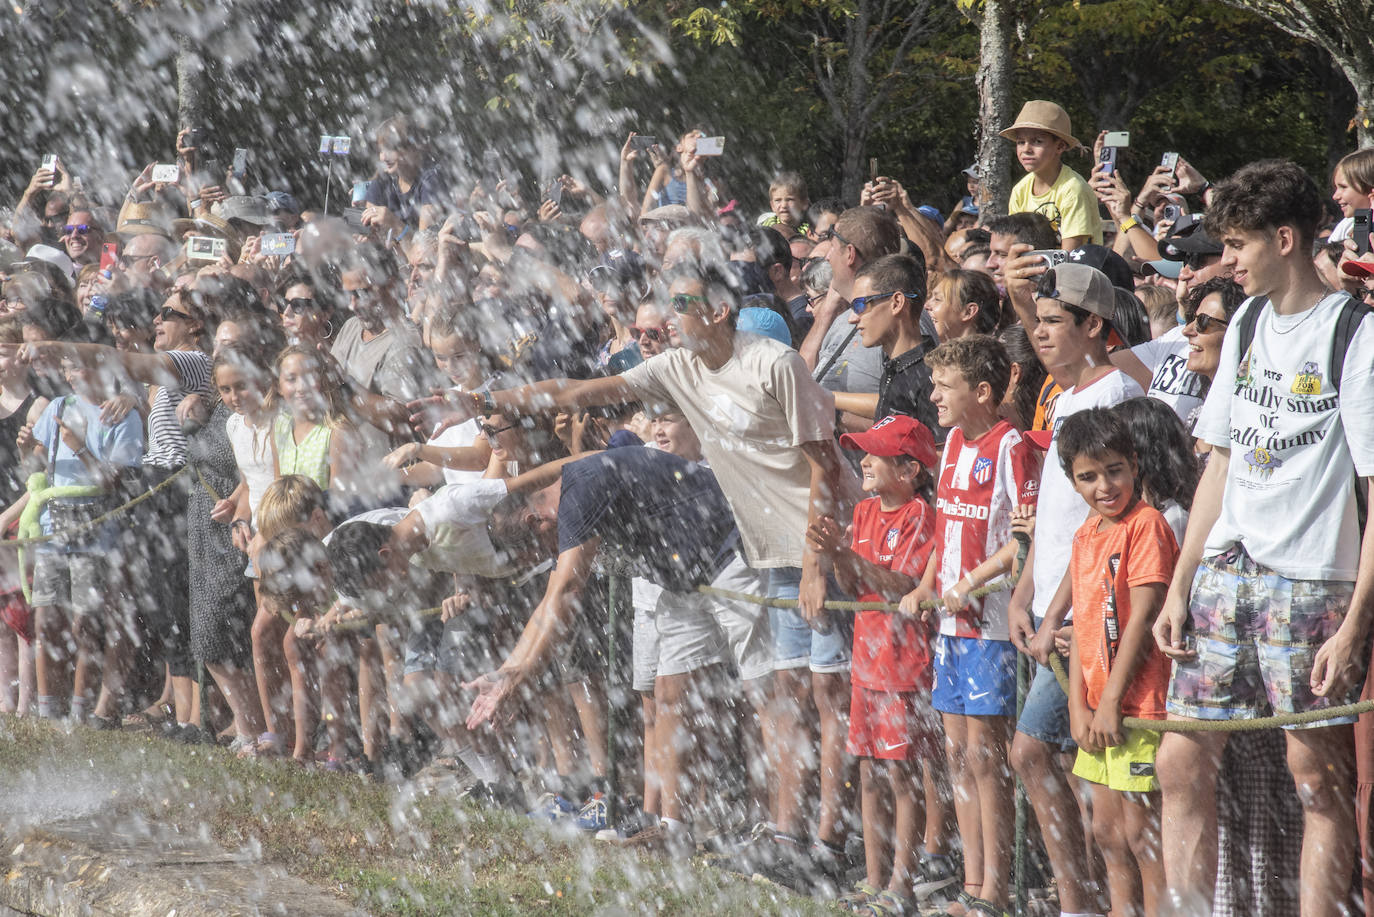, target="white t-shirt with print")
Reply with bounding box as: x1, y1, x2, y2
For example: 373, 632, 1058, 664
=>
1133, 326, 1207, 422
1031, 369, 1145, 619
1194, 292, 1374, 581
